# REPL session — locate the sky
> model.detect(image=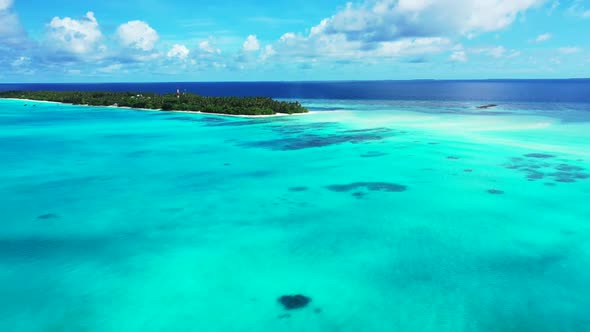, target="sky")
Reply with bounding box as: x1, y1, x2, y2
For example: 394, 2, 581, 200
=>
1, 0, 589, 82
